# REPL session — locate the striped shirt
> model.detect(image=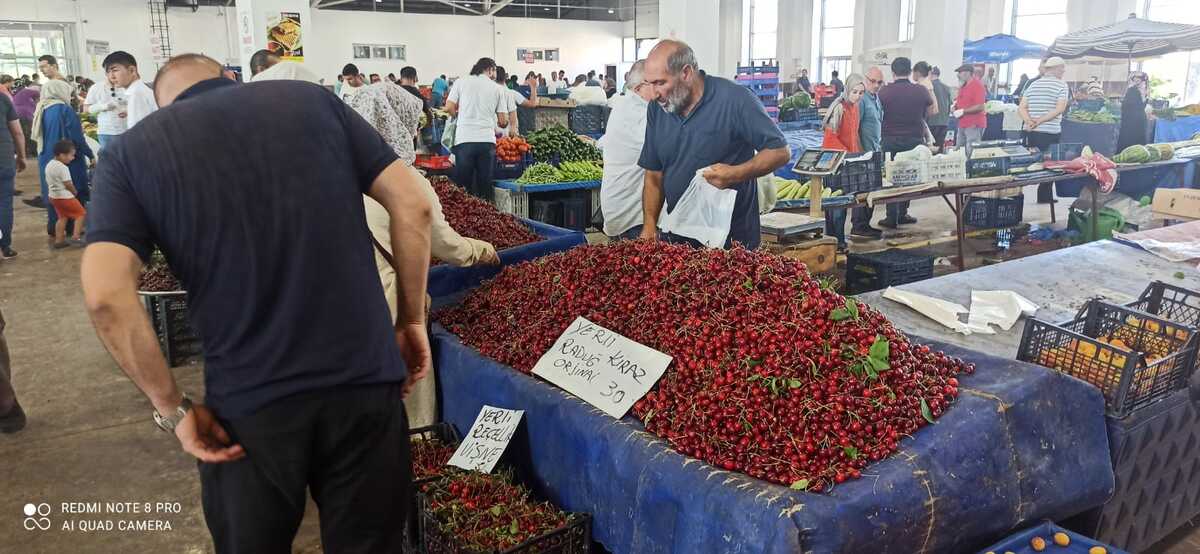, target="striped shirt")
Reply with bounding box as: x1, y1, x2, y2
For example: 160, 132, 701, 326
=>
1023, 76, 1069, 134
